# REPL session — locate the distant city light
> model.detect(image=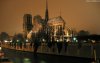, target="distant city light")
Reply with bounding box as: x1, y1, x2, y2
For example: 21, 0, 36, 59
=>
26, 39, 28, 42
73, 37, 77, 41
17, 40, 19, 42
56, 40, 59, 42
92, 40, 96, 44
0, 47, 2, 51
76, 40, 78, 42
73, 37, 78, 42
42, 39, 46, 42
10, 40, 12, 42
4, 40, 8, 43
